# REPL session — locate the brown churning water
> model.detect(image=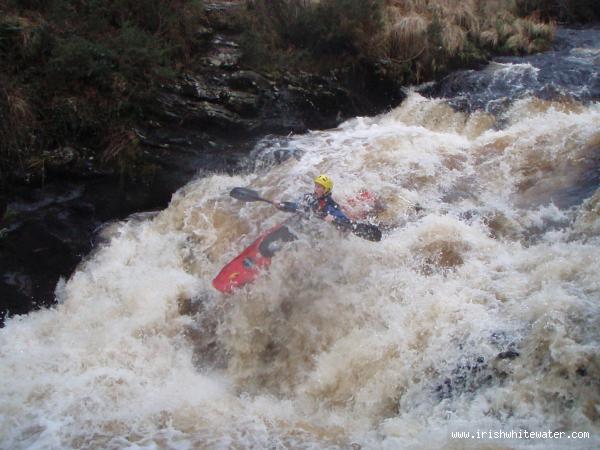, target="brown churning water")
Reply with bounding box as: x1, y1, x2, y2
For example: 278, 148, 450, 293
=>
1, 30, 599, 449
